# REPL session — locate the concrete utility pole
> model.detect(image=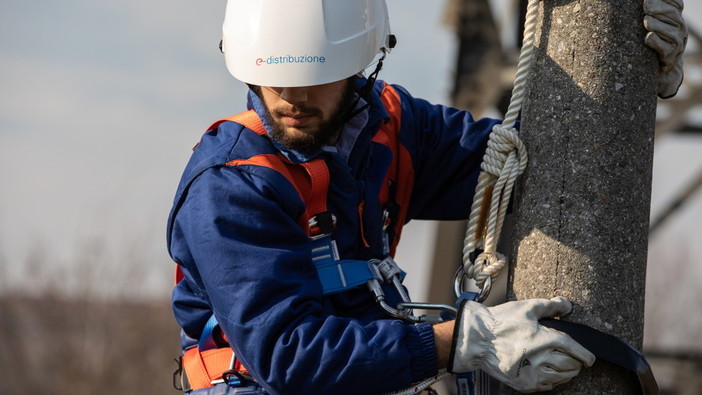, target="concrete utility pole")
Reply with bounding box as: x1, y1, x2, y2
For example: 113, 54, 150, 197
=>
506, 0, 659, 393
